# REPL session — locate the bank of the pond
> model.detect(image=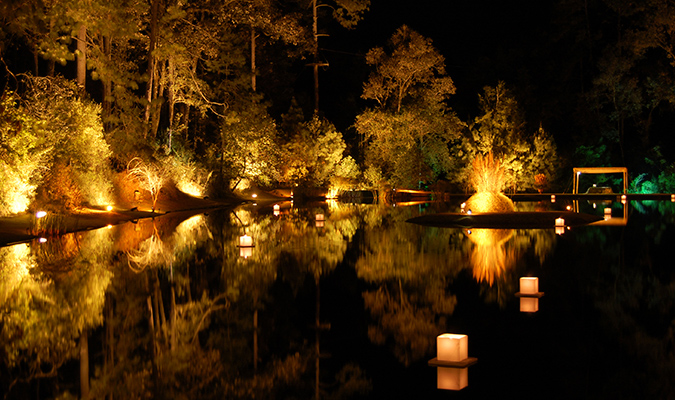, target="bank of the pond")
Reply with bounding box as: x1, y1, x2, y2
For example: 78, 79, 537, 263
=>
0, 189, 241, 247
